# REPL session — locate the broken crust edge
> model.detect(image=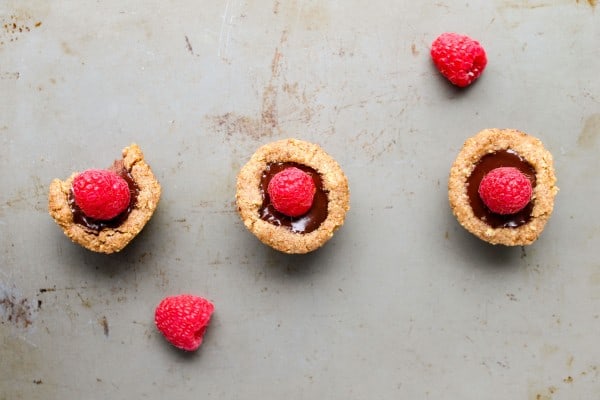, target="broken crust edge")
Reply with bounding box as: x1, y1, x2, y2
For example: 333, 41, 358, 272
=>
48, 143, 161, 254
